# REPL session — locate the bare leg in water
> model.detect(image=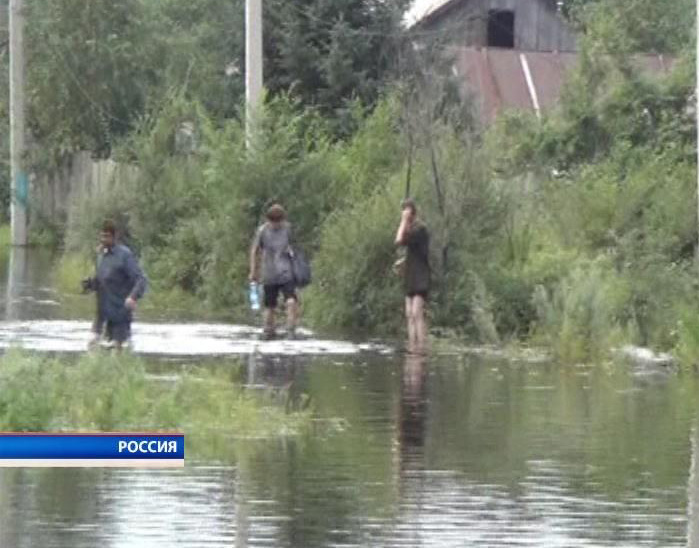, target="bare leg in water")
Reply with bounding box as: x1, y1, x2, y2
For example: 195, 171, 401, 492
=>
405, 295, 428, 354
285, 297, 298, 336
264, 307, 276, 337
